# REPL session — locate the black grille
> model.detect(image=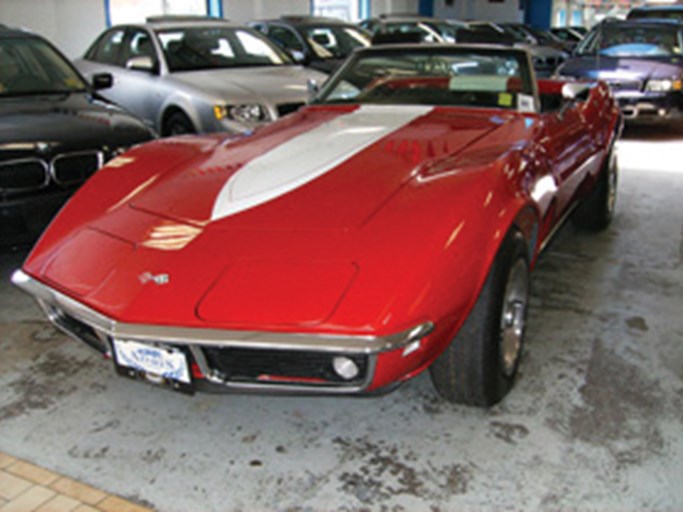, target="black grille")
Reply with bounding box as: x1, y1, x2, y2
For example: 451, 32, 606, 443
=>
52, 152, 102, 186
0, 159, 48, 191
202, 347, 368, 386
277, 102, 305, 117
